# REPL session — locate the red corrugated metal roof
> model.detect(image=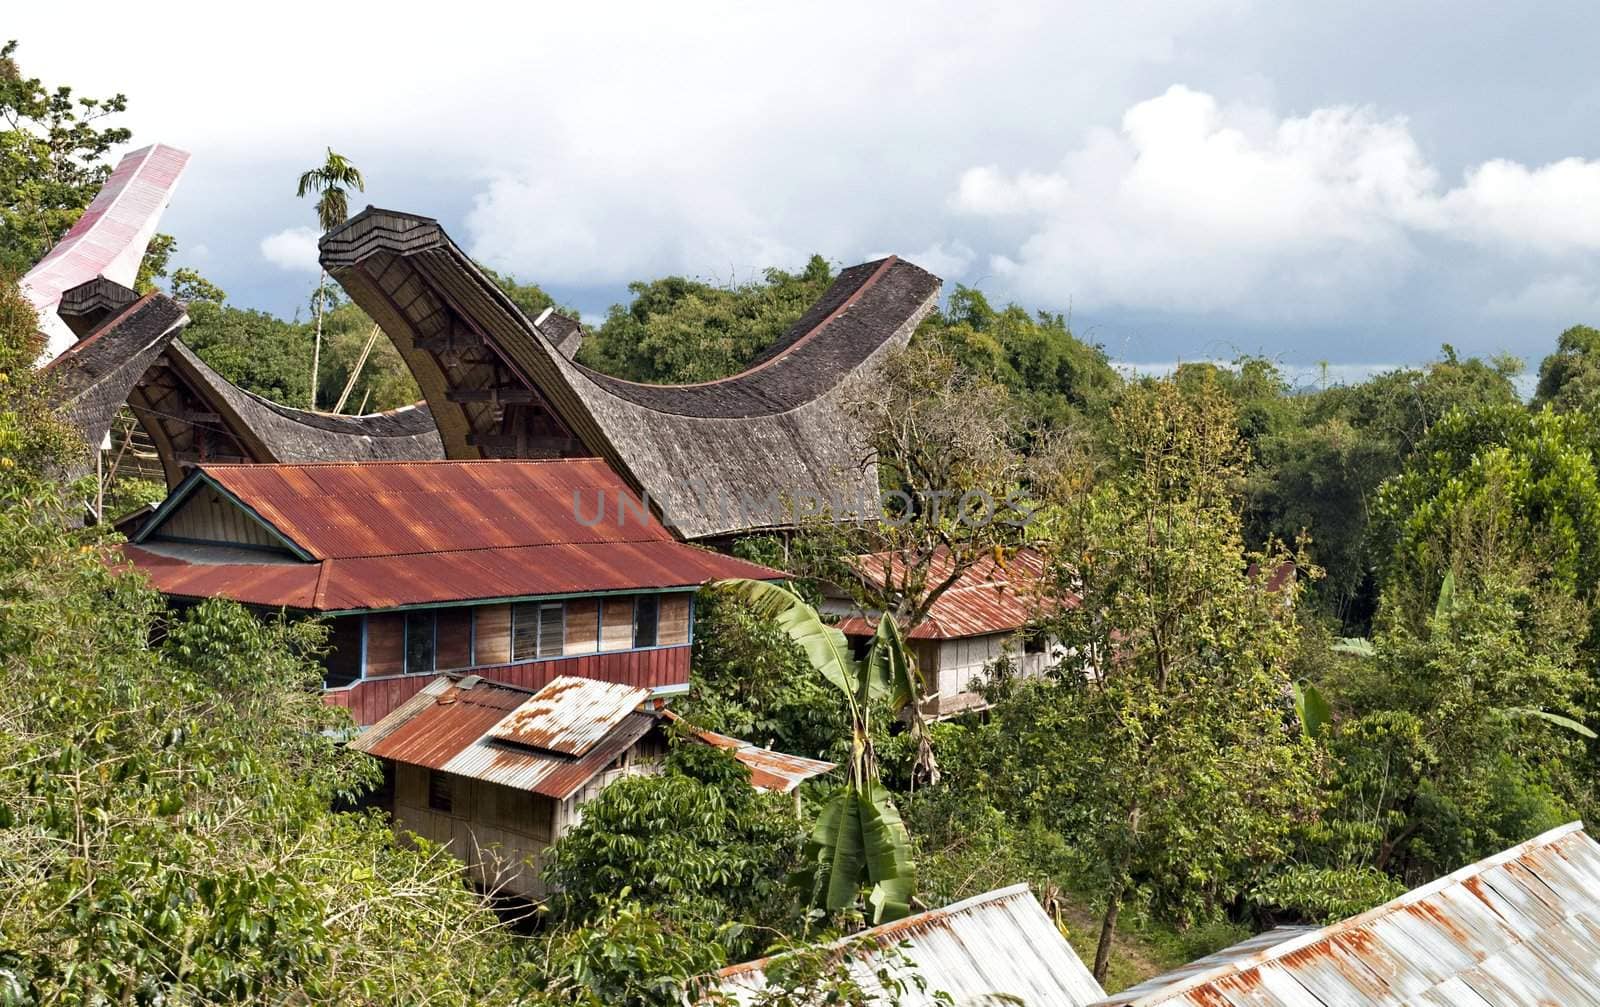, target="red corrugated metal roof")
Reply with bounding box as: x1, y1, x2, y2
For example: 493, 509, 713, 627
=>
122, 459, 784, 611
662, 710, 835, 793
350, 674, 655, 800
124, 538, 777, 612
196, 458, 689, 559
835, 548, 1071, 640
